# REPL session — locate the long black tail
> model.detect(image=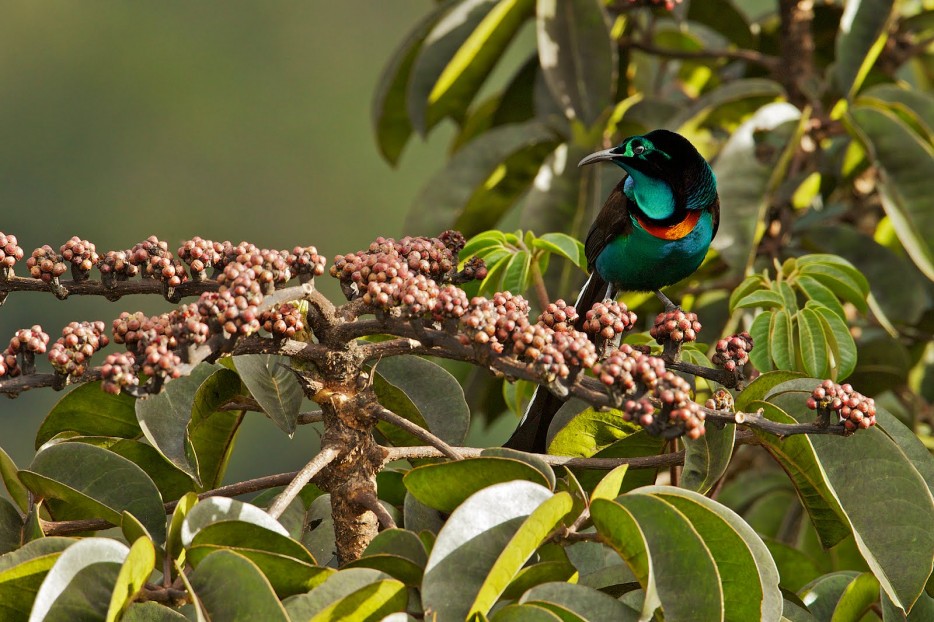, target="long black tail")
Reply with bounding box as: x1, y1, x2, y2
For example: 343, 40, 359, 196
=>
503, 271, 610, 452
